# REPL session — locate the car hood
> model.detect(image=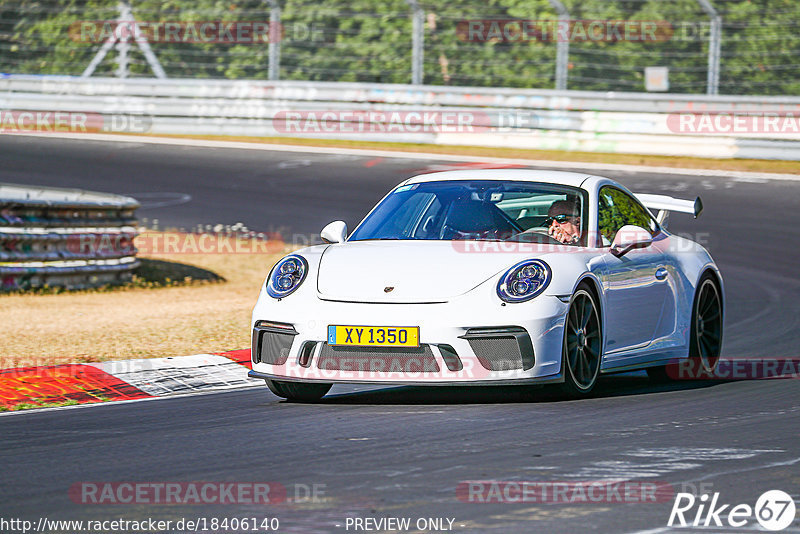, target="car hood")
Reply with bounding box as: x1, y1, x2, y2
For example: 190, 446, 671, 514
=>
317, 240, 555, 303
